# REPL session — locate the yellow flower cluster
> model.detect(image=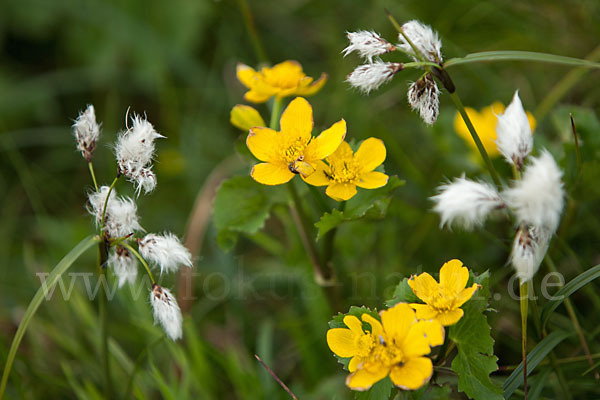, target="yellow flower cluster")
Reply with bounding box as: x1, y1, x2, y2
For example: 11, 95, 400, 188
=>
327, 259, 479, 392
232, 60, 389, 201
